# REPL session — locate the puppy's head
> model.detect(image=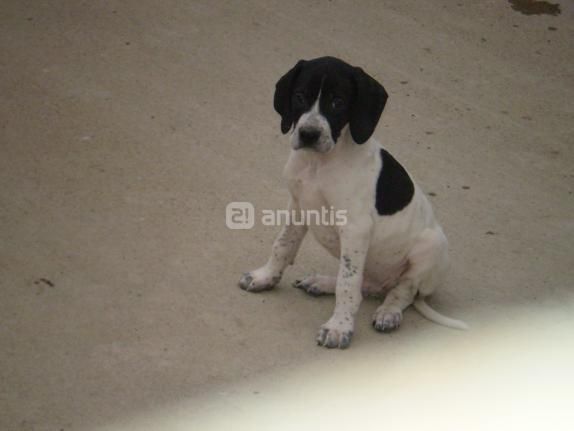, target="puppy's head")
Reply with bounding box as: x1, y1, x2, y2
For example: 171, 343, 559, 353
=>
274, 57, 388, 152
